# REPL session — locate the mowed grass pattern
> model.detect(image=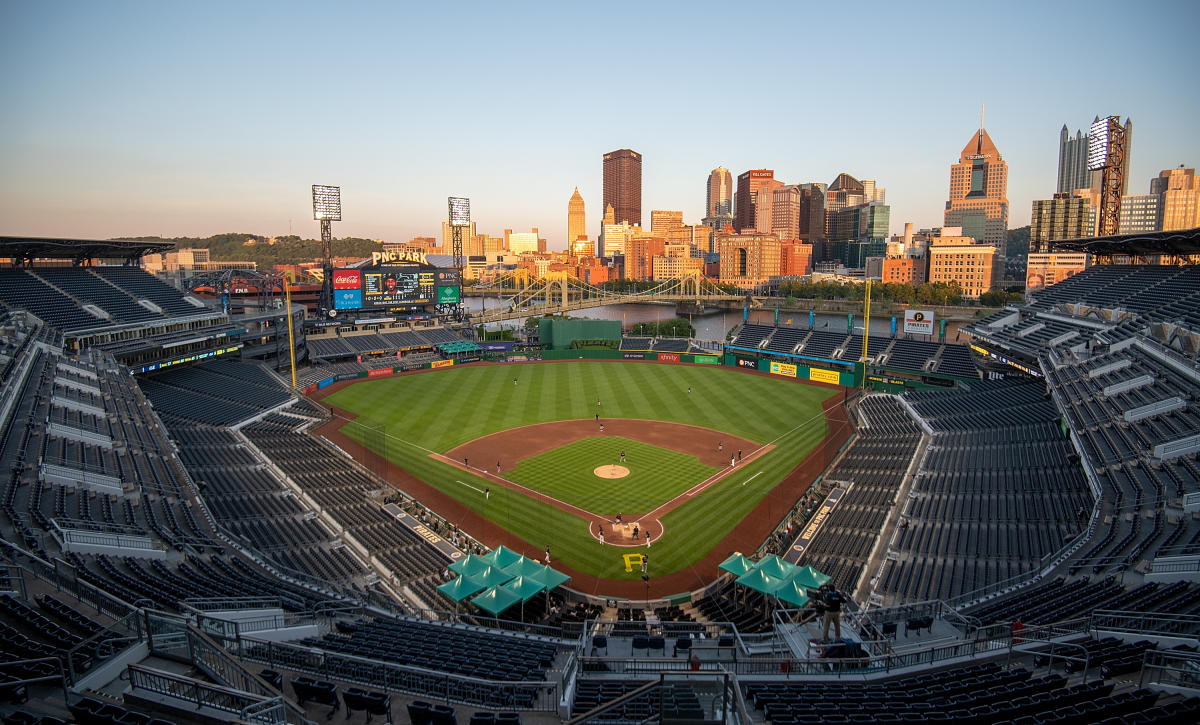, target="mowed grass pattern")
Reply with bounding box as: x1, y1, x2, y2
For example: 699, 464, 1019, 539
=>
504, 437, 718, 515
325, 362, 832, 583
